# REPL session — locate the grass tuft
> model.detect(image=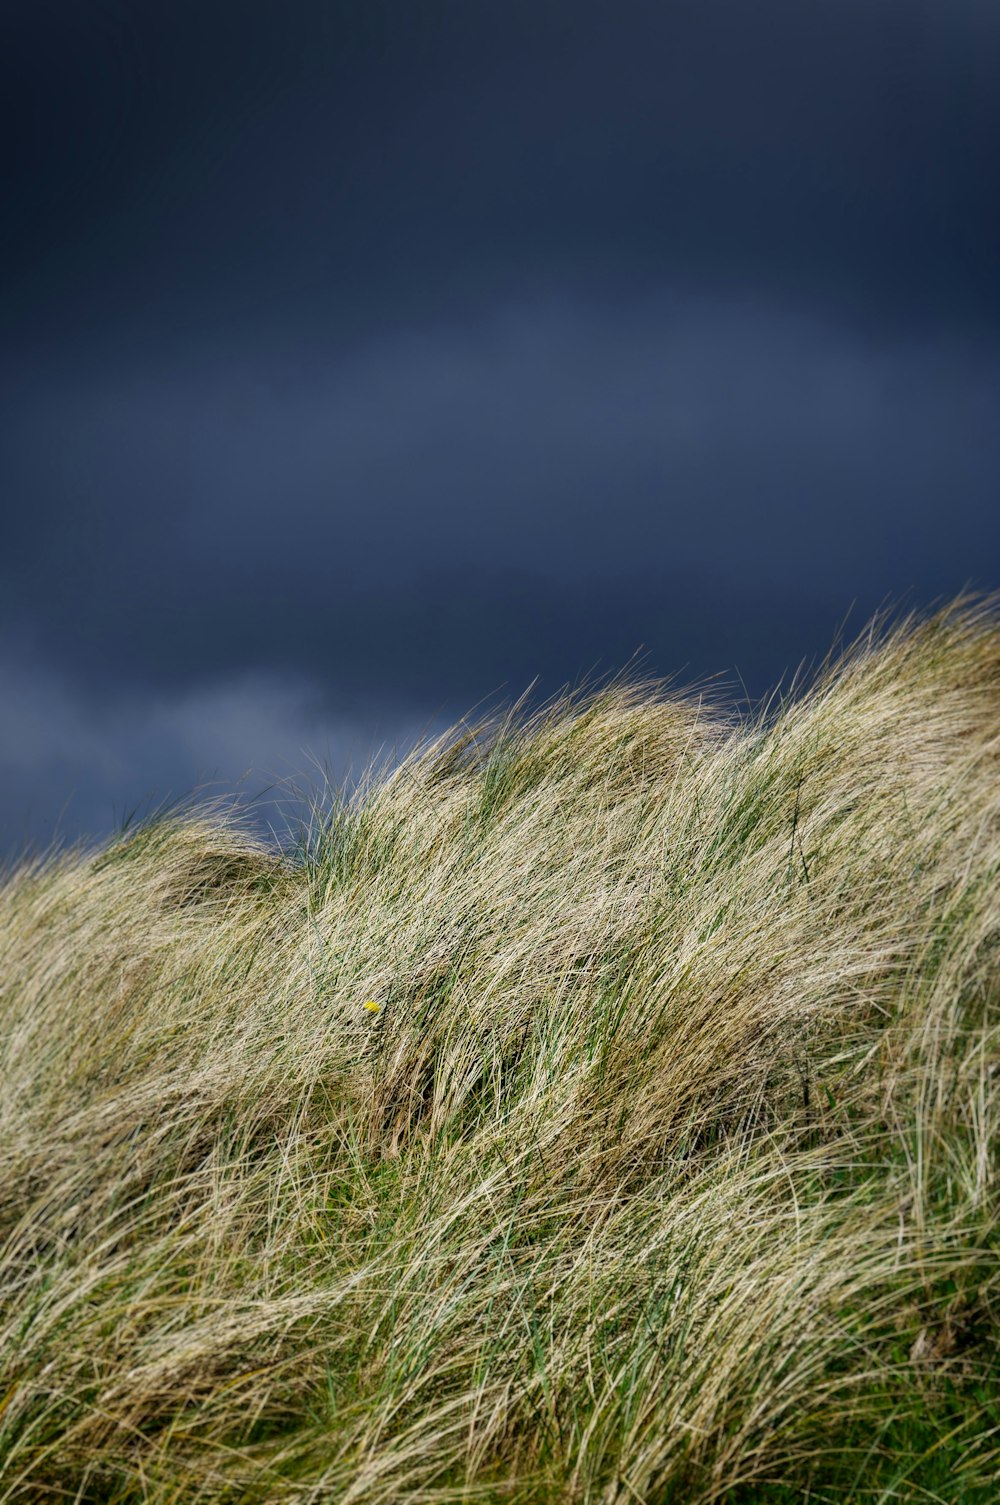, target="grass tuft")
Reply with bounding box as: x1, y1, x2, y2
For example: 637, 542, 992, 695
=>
1, 596, 998, 1501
